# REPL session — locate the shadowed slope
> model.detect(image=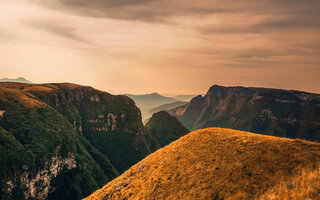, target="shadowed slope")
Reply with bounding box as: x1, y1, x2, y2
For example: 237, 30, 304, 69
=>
85, 128, 320, 200
145, 111, 189, 147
